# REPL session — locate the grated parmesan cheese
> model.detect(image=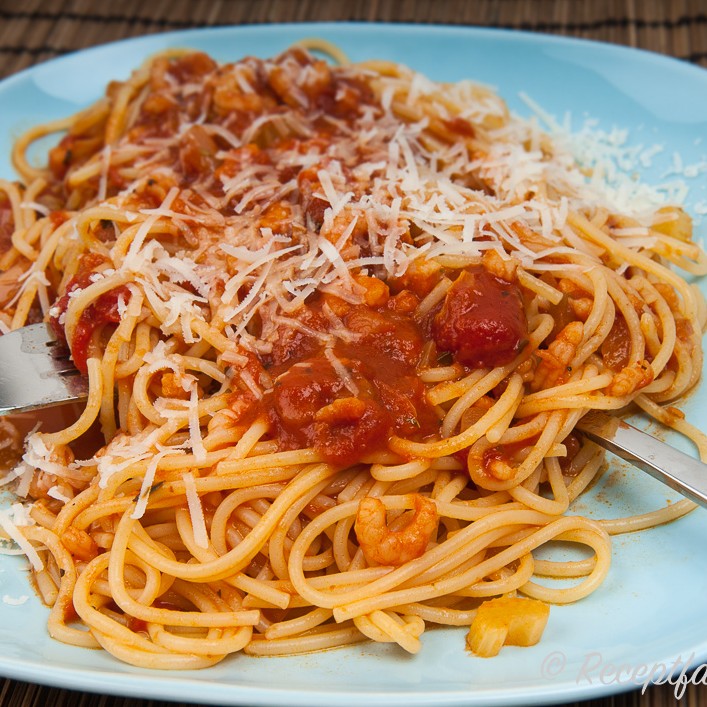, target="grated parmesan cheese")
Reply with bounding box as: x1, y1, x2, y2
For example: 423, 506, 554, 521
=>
182, 471, 209, 549
0, 504, 42, 570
